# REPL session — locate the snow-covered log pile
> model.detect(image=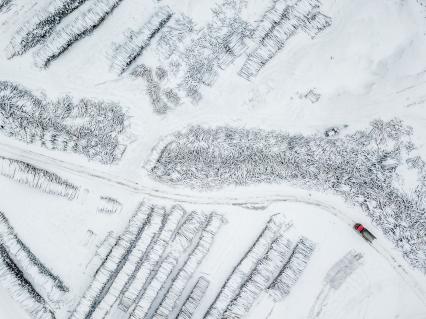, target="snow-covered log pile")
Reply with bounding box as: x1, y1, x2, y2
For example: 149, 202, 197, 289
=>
201, 218, 315, 319
85, 231, 117, 276
0, 81, 127, 164
0, 245, 55, 319
0, 155, 79, 200
97, 196, 122, 214
130, 64, 176, 114
148, 121, 426, 272
204, 214, 292, 319
128, 0, 251, 112
129, 255, 178, 319
34, 0, 125, 68
0, 212, 68, 304
0, 0, 11, 11
308, 250, 363, 318
111, 6, 173, 74
301, 9, 332, 39
128, 211, 210, 319
154, 14, 196, 60
127, 15, 194, 114
250, 0, 299, 43
6, 0, 89, 57
176, 277, 209, 319
119, 205, 188, 311
268, 237, 315, 301
152, 212, 225, 319
69, 202, 152, 319
223, 236, 294, 318
90, 206, 167, 319
175, 1, 251, 104
70, 203, 225, 319
239, 0, 331, 80
324, 250, 363, 290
